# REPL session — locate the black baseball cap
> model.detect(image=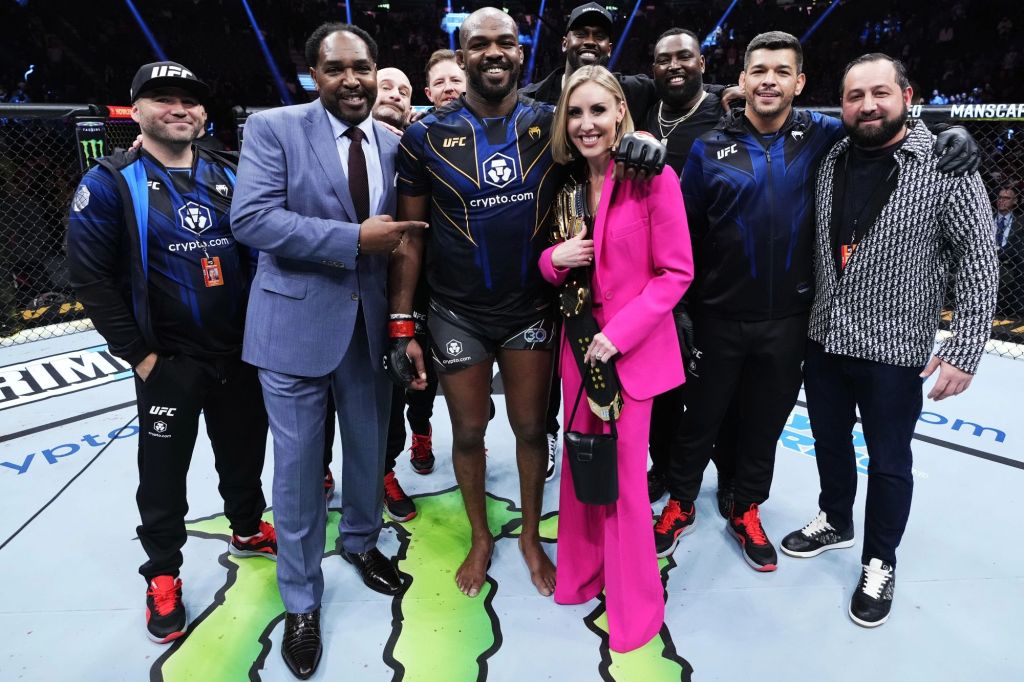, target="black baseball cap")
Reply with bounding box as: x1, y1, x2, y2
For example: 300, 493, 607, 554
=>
131, 61, 210, 103
567, 2, 613, 33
